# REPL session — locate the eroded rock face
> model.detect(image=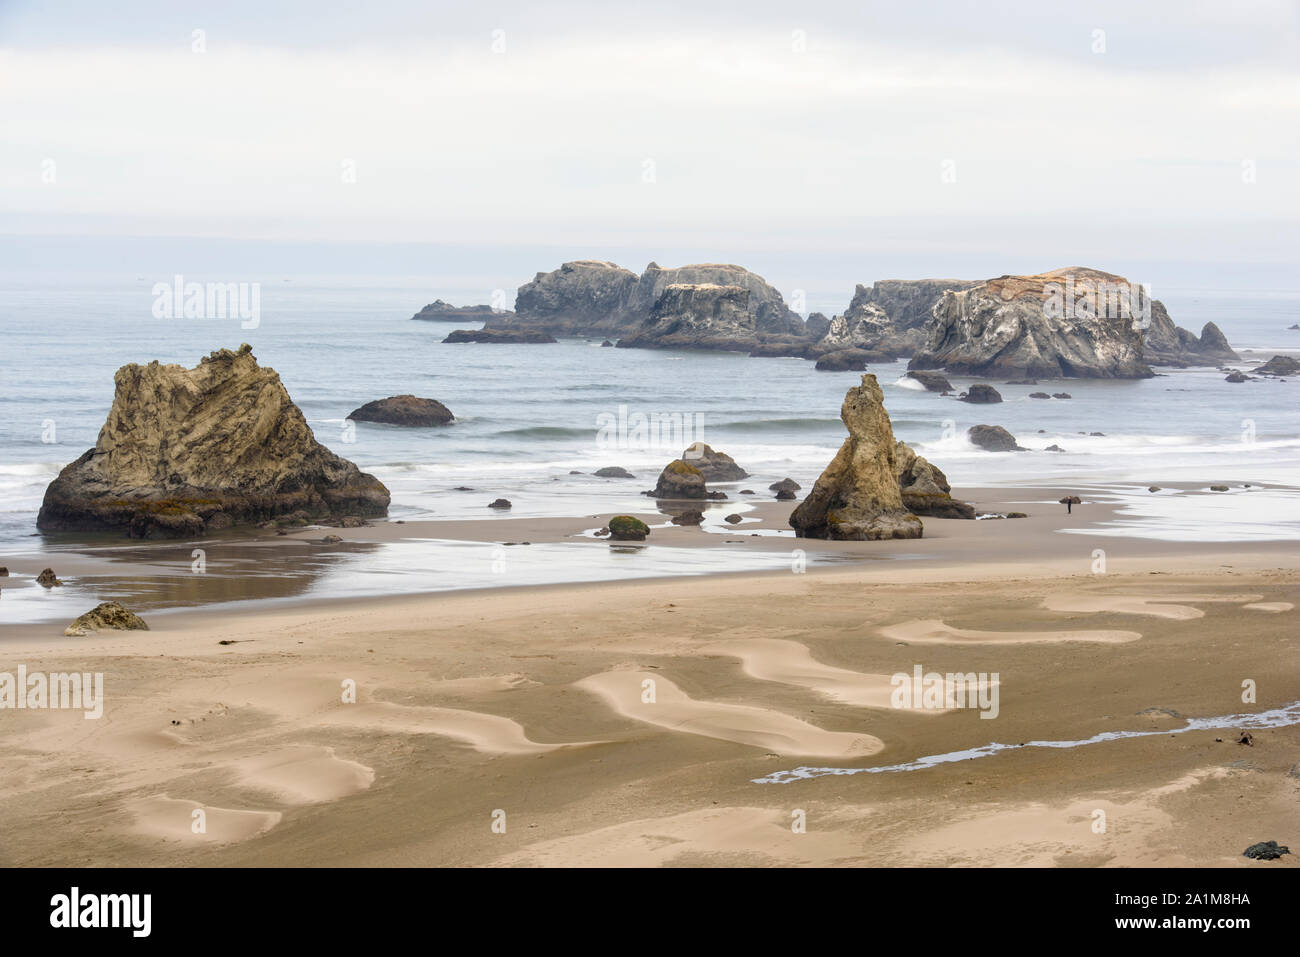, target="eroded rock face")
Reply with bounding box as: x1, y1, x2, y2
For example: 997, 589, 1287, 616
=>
623, 262, 805, 337
348, 395, 454, 426
37, 345, 390, 538
1255, 355, 1300, 376
909, 268, 1153, 379
617, 284, 756, 351
850, 279, 980, 332
508, 260, 640, 336
789, 375, 923, 540
681, 443, 748, 481
893, 441, 975, 519
968, 424, 1024, 451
